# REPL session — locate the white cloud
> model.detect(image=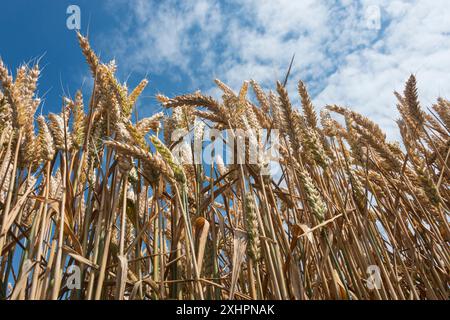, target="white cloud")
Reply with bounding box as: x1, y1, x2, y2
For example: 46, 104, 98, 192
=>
104, 0, 223, 76
104, 0, 450, 140
316, 0, 450, 139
